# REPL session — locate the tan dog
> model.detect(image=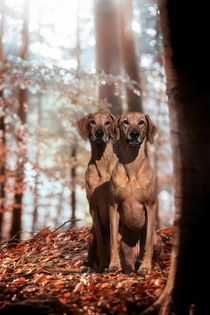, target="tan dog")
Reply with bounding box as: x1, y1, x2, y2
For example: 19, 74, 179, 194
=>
77, 112, 118, 271
108, 112, 158, 273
